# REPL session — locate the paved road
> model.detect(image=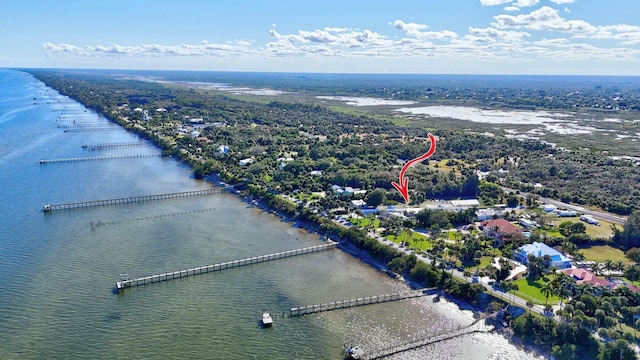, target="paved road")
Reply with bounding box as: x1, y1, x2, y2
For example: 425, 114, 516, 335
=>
501, 186, 627, 225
